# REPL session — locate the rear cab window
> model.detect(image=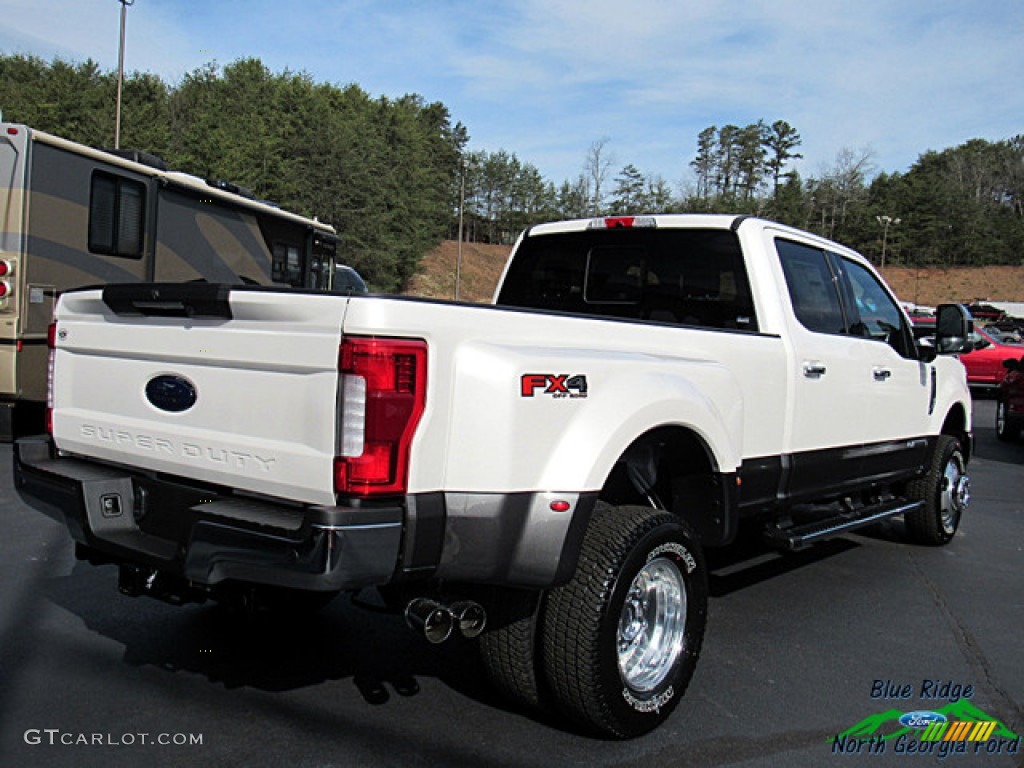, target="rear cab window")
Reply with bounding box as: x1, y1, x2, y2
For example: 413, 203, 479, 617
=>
496, 228, 758, 332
